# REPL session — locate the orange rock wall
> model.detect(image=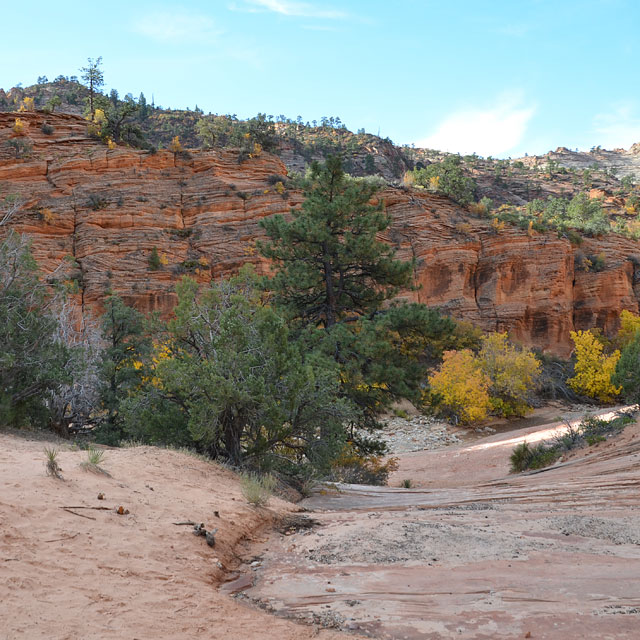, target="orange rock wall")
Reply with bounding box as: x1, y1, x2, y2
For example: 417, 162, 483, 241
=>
1, 112, 639, 355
